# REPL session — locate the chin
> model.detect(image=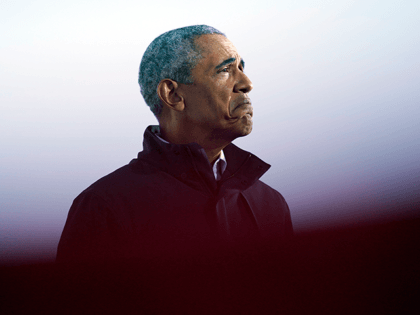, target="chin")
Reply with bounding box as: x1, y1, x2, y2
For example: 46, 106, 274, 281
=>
232, 121, 253, 139
238, 126, 253, 137
213, 119, 253, 142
